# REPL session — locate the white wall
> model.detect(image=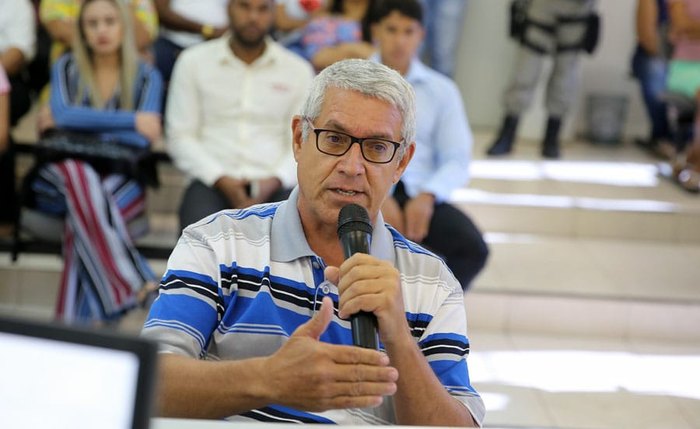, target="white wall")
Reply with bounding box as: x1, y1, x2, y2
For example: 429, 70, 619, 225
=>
454, 0, 648, 141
